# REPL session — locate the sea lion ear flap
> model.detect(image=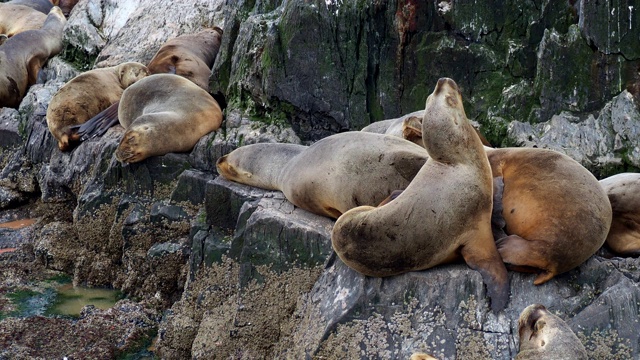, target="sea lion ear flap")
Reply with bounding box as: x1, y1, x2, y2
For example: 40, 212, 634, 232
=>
402, 116, 423, 144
